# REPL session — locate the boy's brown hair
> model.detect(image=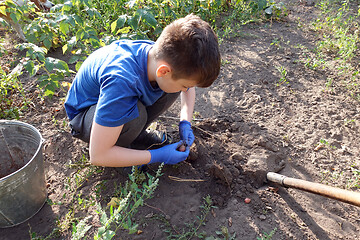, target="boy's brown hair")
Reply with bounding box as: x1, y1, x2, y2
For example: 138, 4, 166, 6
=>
154, 14, 221, 88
